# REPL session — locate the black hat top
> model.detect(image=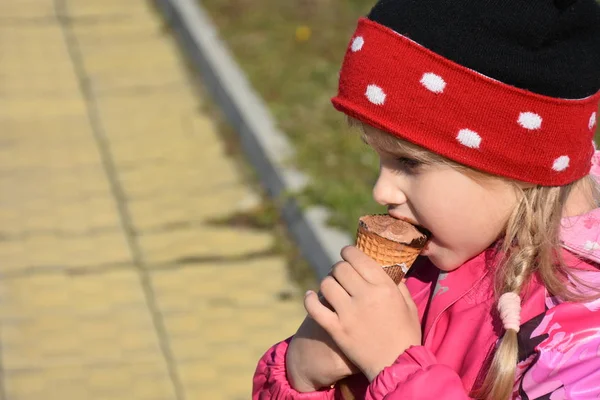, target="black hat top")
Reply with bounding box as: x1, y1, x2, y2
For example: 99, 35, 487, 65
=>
368, 0, 600, 99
